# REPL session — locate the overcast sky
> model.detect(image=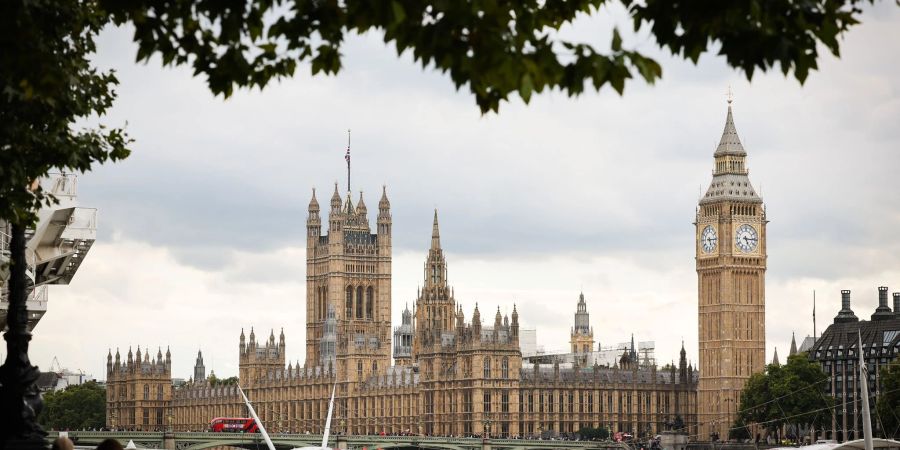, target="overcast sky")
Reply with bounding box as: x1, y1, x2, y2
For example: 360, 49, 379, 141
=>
25, 3, 900, 380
